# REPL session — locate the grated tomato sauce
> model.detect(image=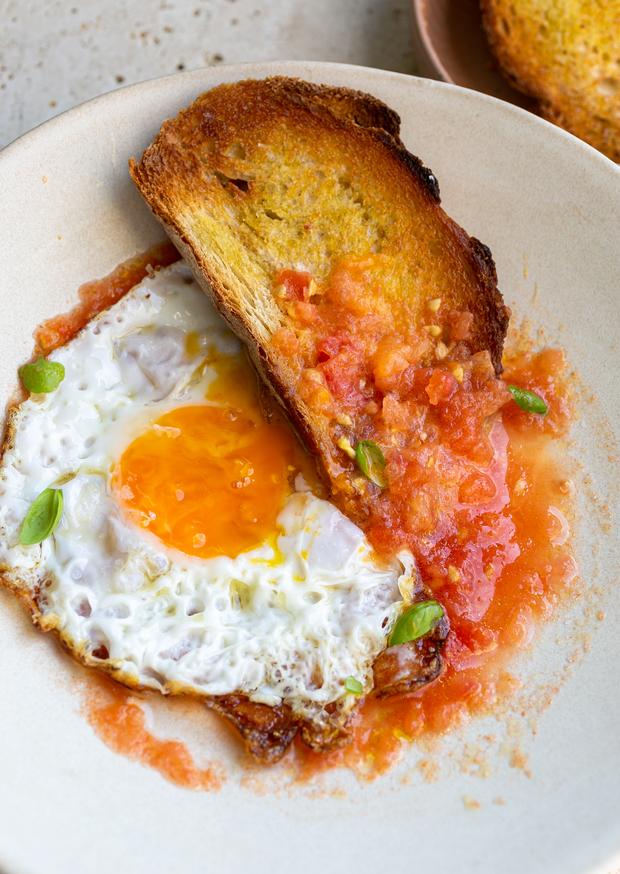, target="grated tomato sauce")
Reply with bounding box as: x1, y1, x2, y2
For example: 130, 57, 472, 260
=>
41, 251, 575, 784
270, 262, 576, 779
34, 241, 180, 355
83, 675, 224, 791
286, 350, 576, 780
